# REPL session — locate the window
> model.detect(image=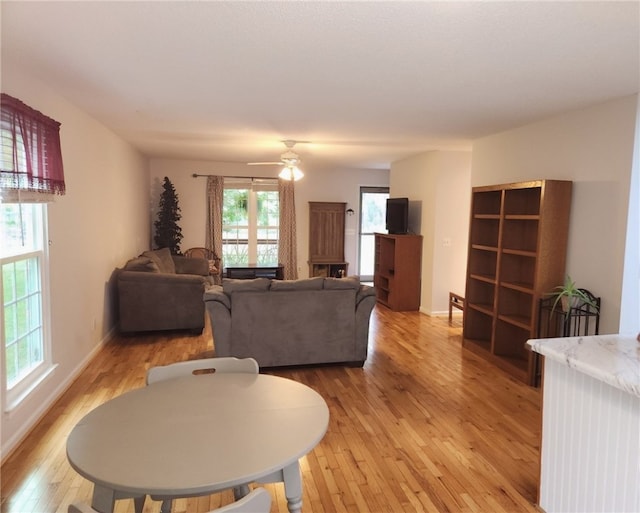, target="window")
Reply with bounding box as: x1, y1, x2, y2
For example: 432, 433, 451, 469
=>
222, 179, 279, 266
1, 203, 51, 408
0, 94, 62, 409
